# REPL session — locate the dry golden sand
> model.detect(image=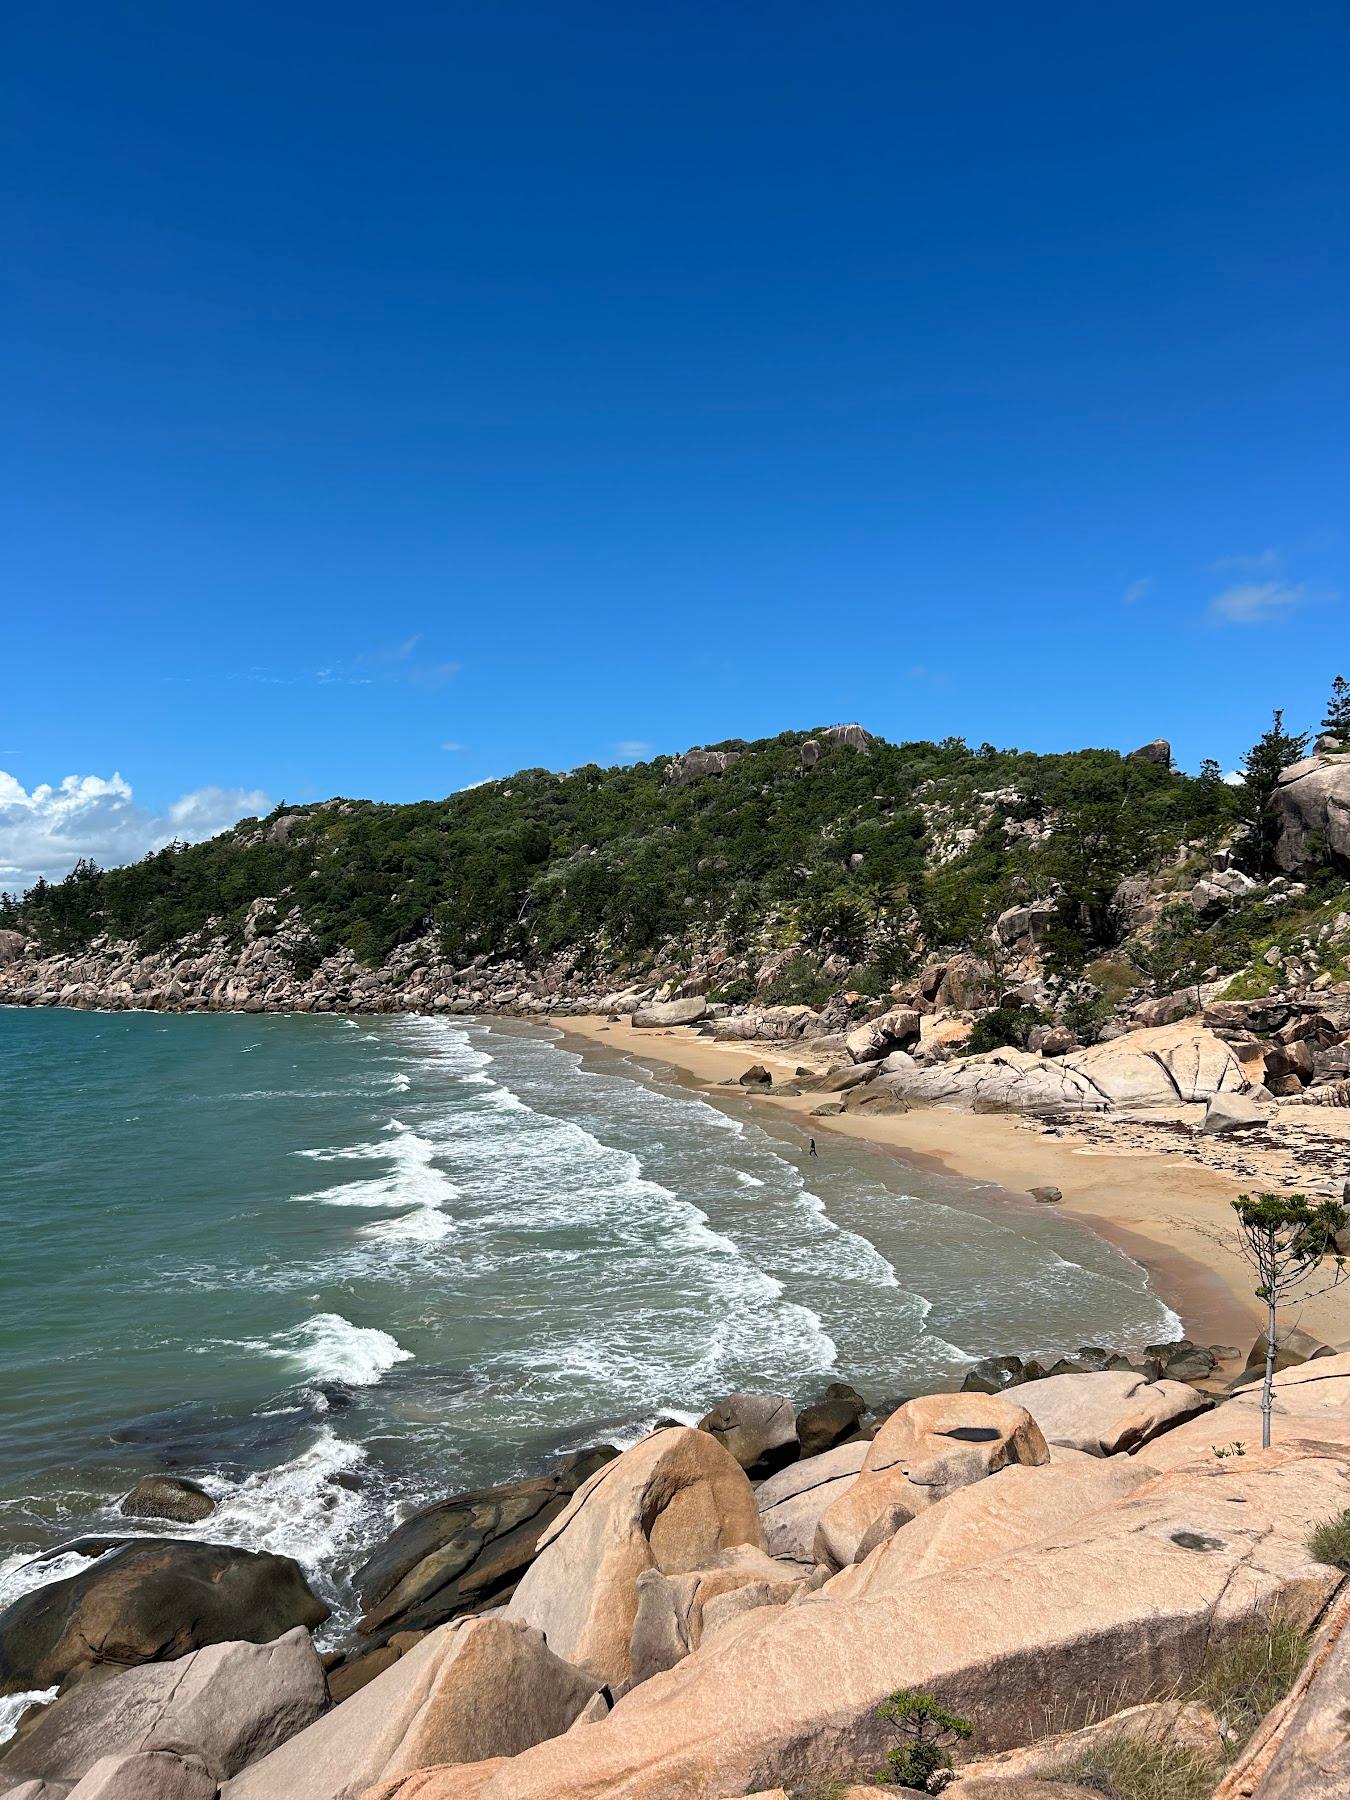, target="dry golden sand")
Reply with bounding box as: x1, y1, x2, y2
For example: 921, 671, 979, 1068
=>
558, 1014, 1350, 1357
